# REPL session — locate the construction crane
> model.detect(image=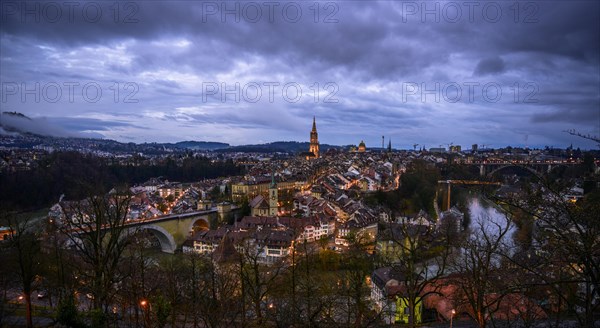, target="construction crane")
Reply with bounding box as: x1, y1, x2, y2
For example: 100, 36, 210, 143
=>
438, 180, 502, 211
